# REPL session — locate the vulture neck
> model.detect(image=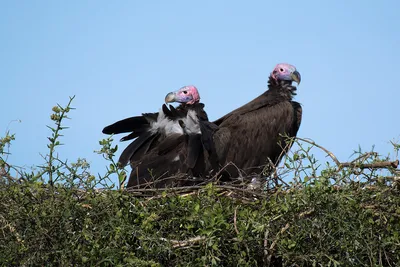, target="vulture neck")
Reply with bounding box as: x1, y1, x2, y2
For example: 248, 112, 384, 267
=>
181, 102, 202, 108
267, 77, 297, 100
